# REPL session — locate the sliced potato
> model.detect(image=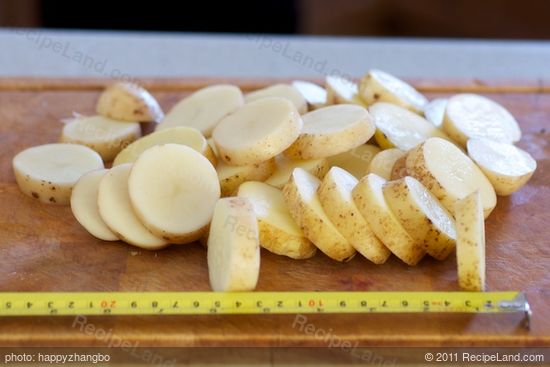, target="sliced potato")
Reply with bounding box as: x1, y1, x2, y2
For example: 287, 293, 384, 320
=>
283, 168, 355, 261
207, 197, 260, 291
61, 115, 141, 161
292, 80, 327, 110
359, 69, 428, 113
368, 148, 405, 180
383, 176, 457, 260
423, 98, 447, 127
455, 191, 485, 291
467, 138, 536, 196
207, 137, 218, 158
237, 181, 316, 259
318, 167, 391, 264
156, 85, 243, 137
327, 144, 380, 180
218, 158, 276, 197
369, 102, 450, 150
245, 84, 307, 114
264, 155, 329, 189
13, 143, 104, 205
443, 93, 521, 146
390, 154, 409, 180
113, 126, 215, 166
96, 82, 163, 123
325, 75, 365, 105
70, 169, 118, 241
128, 144, 220, 244
97, 164, 168, 250
213, 97, 303, 166
284, 105, 375, 160
352, 174, 424, 265
406, 137, 497, 218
